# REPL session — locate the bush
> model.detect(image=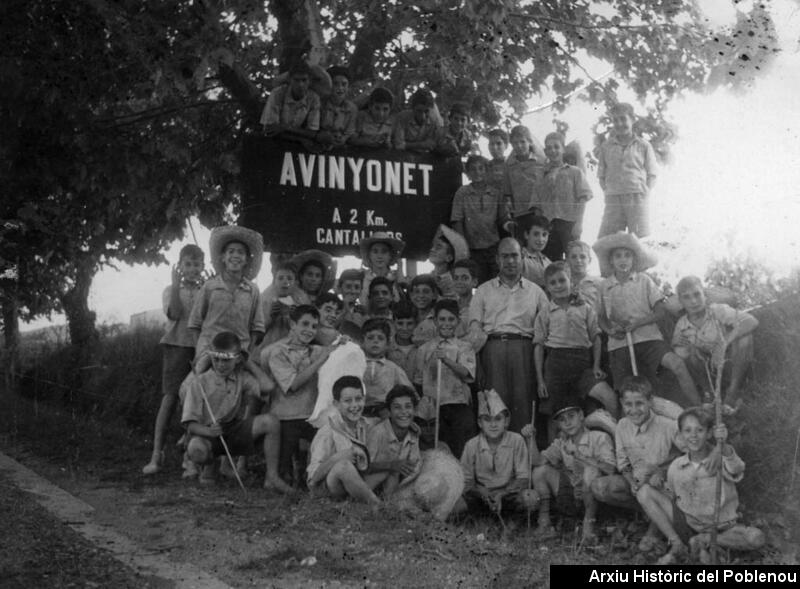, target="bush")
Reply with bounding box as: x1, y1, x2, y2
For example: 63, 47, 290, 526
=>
705, 252, 787, 309
19, 324, 164, 431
